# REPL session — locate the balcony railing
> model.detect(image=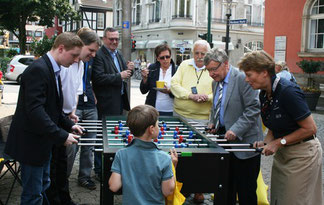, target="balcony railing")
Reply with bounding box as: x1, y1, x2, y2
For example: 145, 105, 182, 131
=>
211, 18, 227, 24
247, 22, 264, 27
149, 18, 160, 23
172, 15, 192, 20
